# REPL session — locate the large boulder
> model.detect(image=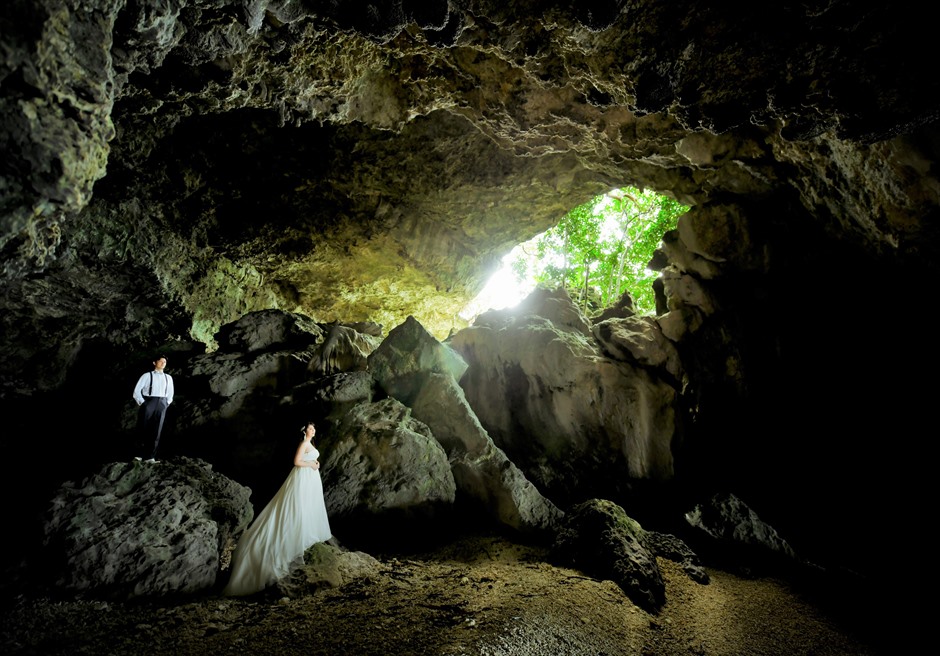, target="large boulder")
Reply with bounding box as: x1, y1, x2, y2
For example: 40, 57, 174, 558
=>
450, 288, 678, 505
323, 398, 456, 542
684, 492, 800, 572
592, 314, 685, 385
367, 315, 469, 394
275, 541, 383, 599
308, 323, 384, 376
551, 499, 666, 614
289, 370, 377, 425
41, 457, 251, 599
368, 316, 563, 536
215, 309, 325, 354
